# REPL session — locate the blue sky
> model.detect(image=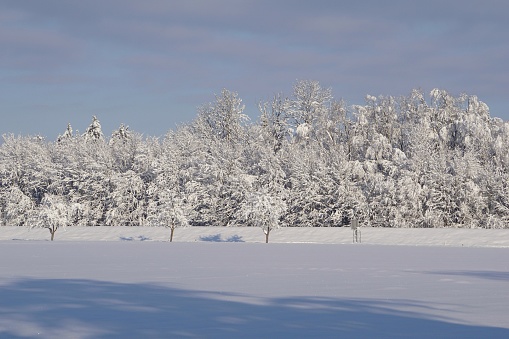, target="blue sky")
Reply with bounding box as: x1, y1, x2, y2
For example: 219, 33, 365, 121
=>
1, 0, 508, 139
